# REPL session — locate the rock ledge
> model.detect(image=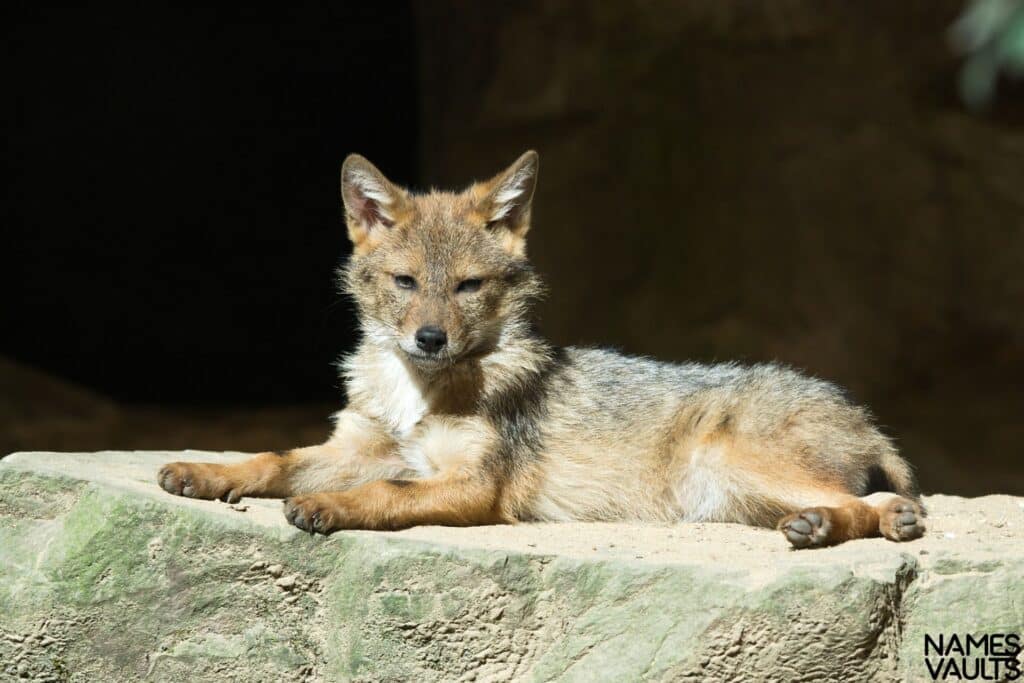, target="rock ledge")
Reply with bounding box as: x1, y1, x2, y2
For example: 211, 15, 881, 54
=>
1, 451, 1021, 682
